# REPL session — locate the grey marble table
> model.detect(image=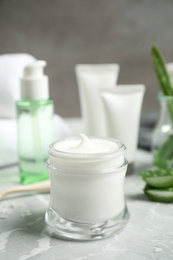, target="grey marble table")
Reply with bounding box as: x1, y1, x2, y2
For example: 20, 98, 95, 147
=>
0, 149, 173, 260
